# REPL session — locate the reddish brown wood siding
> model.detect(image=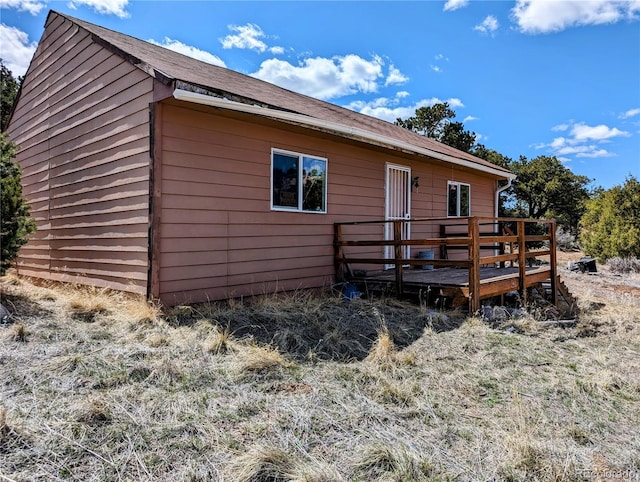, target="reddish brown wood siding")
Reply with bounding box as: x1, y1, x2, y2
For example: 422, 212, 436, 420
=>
157, 101, 499, 304
7, 14, 153, 293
